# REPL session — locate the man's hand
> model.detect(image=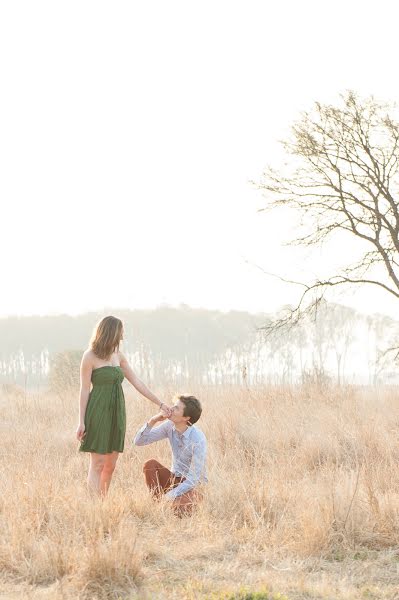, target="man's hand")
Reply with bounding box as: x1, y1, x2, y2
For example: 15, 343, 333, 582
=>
160, 402, 172, 418
148, 410, 169, 427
